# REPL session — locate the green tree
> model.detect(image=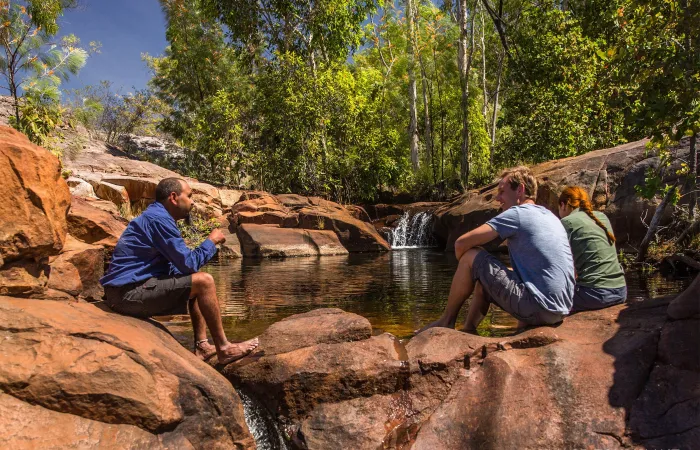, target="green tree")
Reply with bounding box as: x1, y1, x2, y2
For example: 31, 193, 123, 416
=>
0, 1, 91, 125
